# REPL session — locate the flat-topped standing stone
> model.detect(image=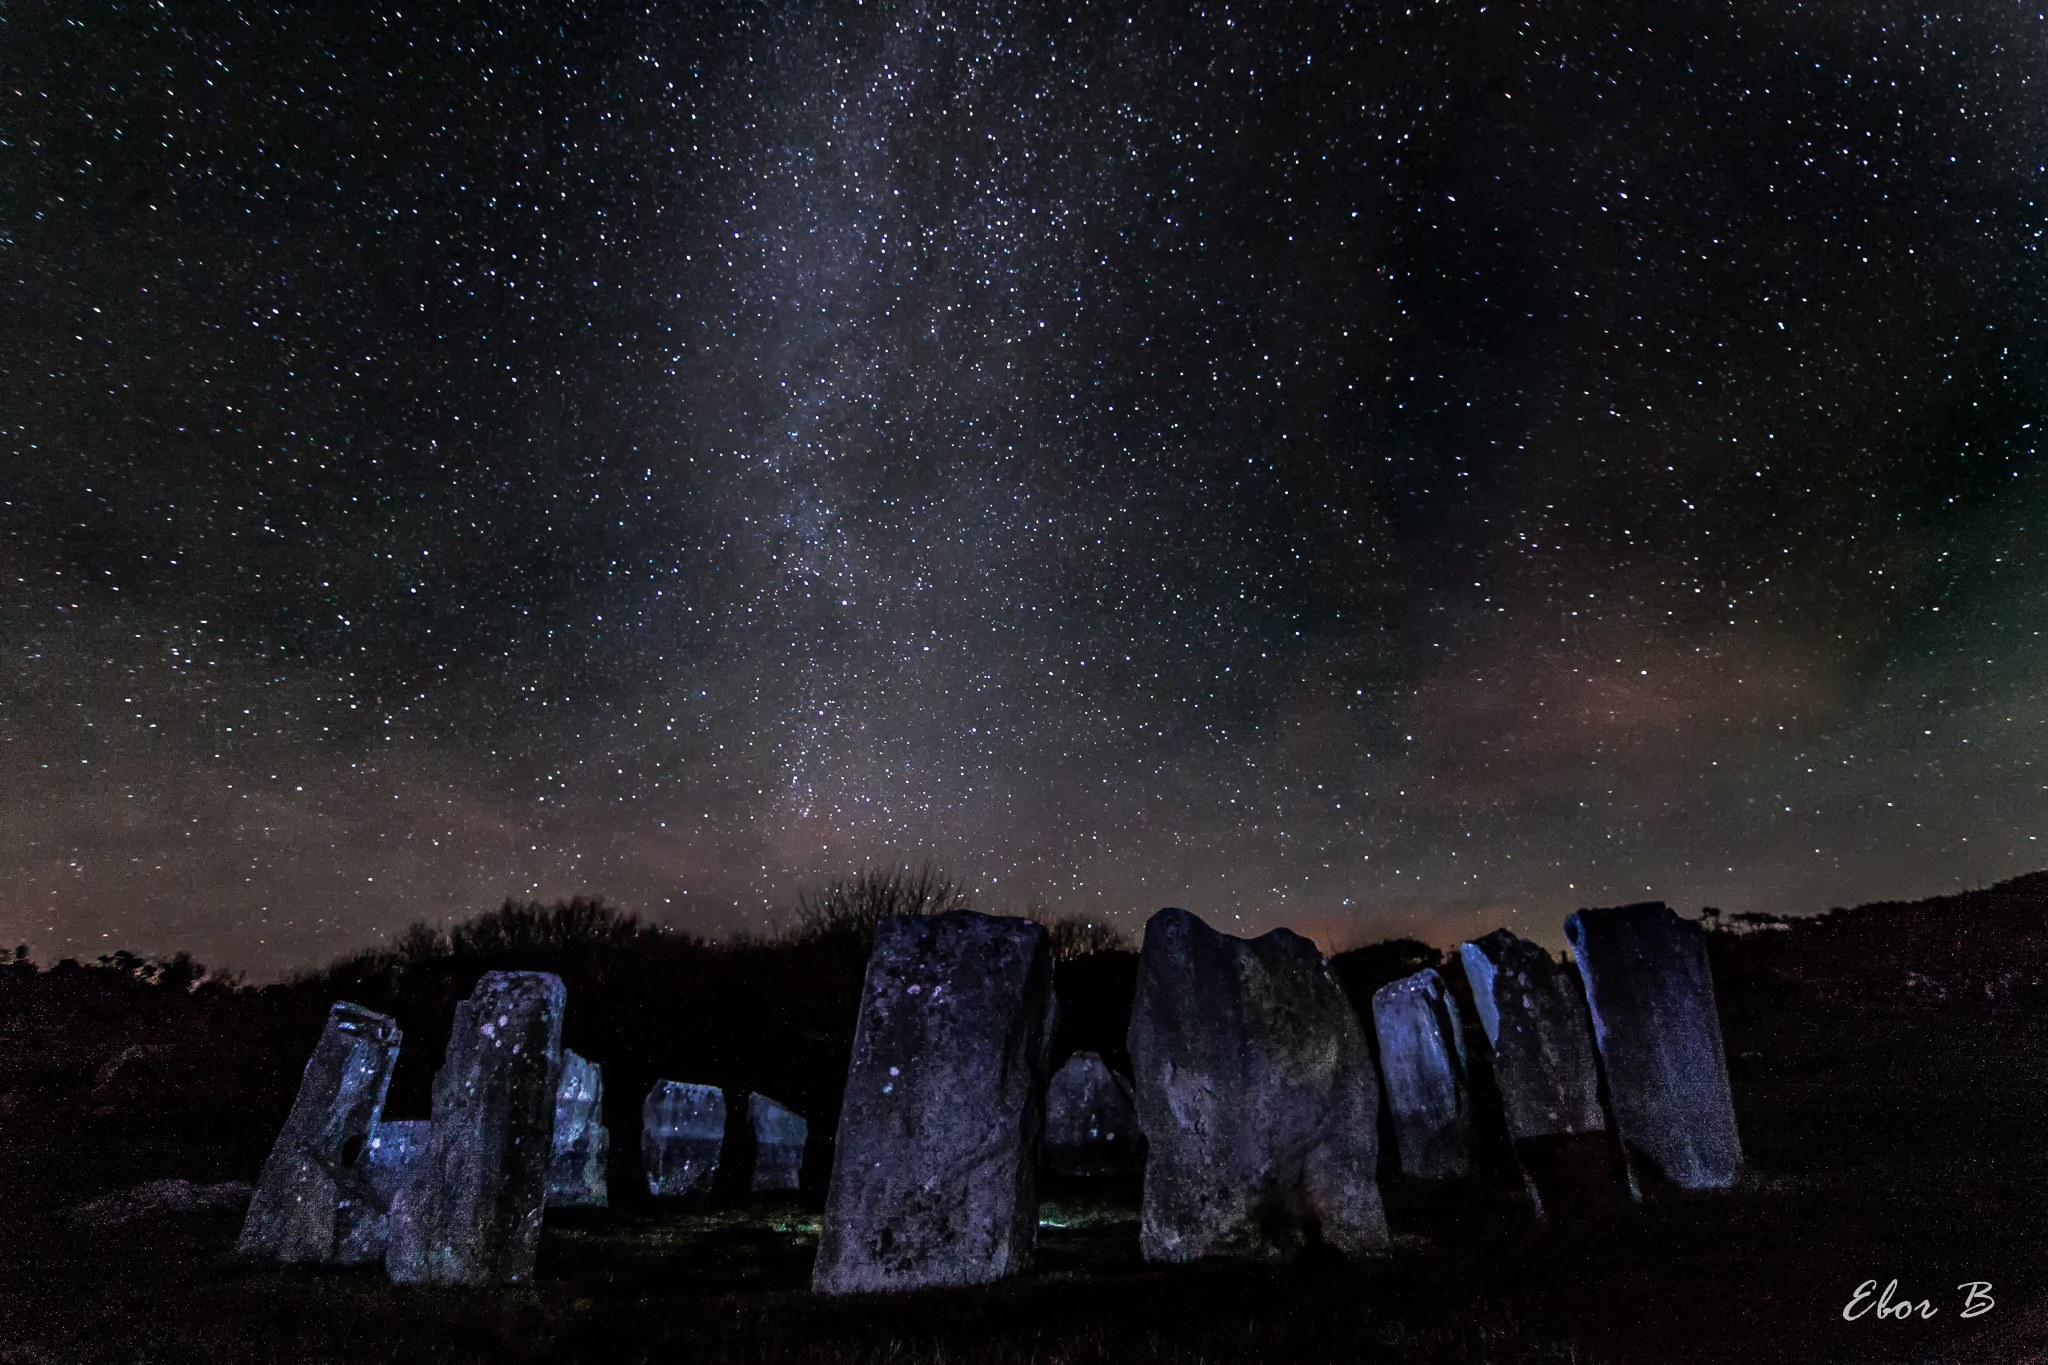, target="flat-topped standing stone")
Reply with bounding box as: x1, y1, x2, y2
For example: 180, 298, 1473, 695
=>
336, 1119, 429, 1265
1460, 929, 1613, 1218
1127, 908, 1388, 1262
385, 972, 566, 1286
643, 1082, 724, 1196
1371, 968, 1477, 1181
748, 1093, 807, 1193
547, 1051, 608, 1208
1565, 902, 1742, 1195
1043, 1051, 1141, 1177
238, 1001, 401, 1264
813, 911, 1056, 1295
